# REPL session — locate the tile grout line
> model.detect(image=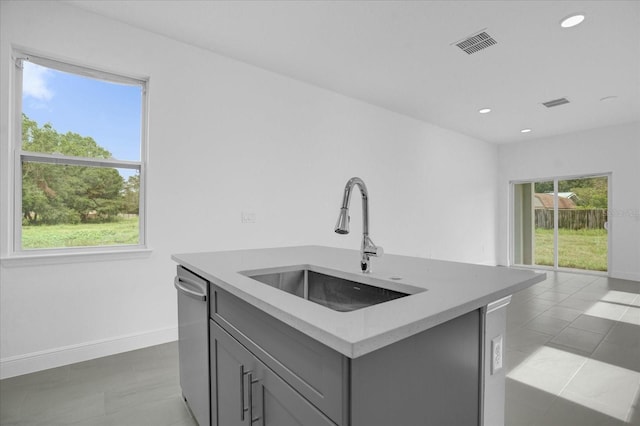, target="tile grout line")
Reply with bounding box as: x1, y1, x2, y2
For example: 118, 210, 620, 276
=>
555, 350, 589, 398
624, 380, 640, 422
589, 300, 630, 358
